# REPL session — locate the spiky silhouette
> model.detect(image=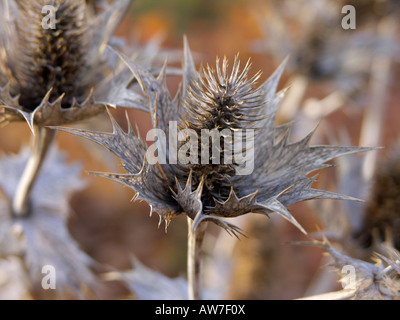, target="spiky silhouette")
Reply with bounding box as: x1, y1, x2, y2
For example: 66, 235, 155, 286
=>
0, 0, 144, 131
58, 39, 371, 236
